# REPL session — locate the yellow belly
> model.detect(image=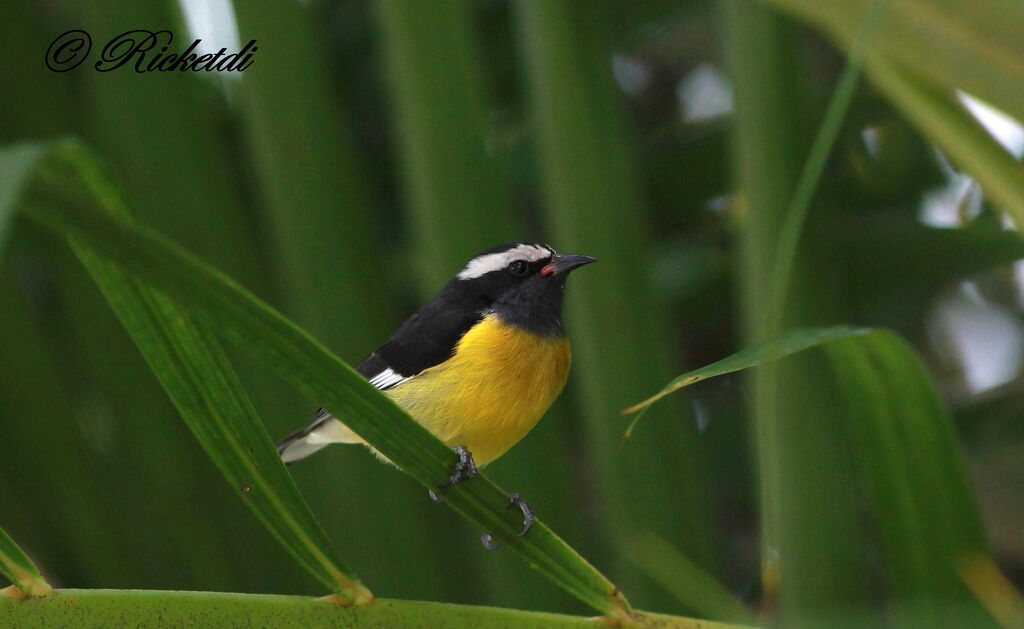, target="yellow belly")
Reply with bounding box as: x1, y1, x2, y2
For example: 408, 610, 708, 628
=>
385, 314, 571, 465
